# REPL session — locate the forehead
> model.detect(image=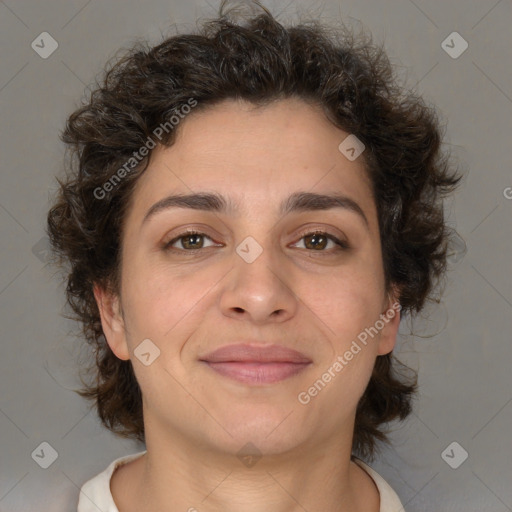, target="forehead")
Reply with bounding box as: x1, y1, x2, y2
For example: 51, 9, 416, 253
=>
126, 97, 377, 229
